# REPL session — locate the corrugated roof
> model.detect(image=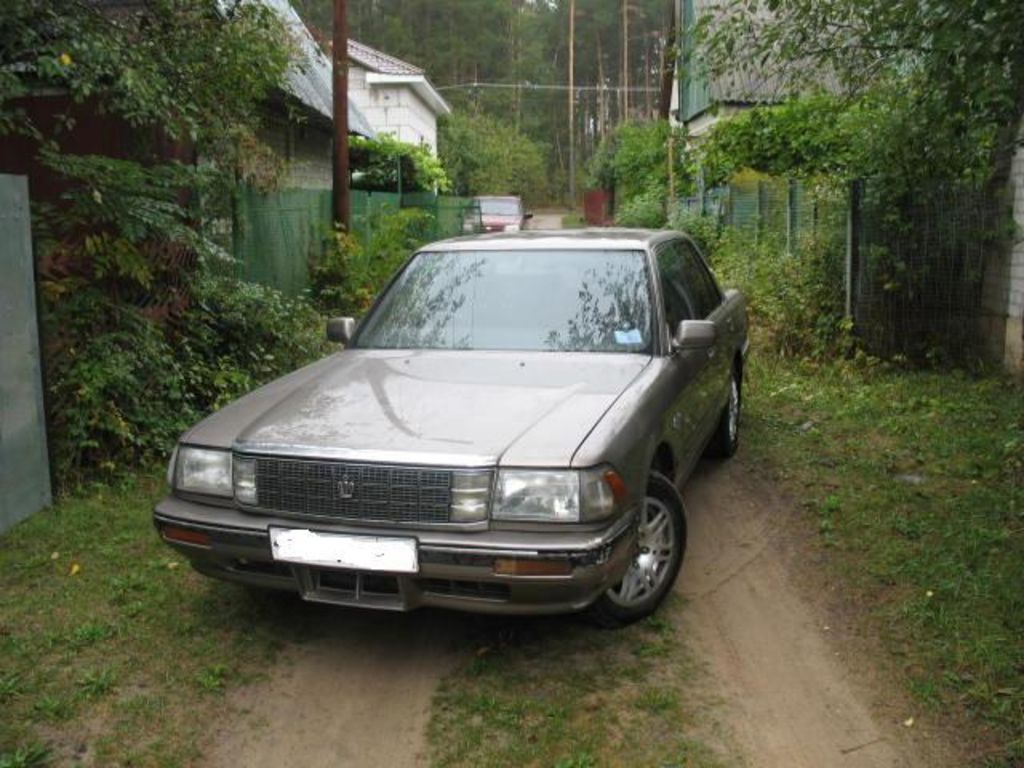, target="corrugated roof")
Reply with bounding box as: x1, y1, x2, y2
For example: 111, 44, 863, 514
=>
347, 40, 423, 76
258, 0, 376, 137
